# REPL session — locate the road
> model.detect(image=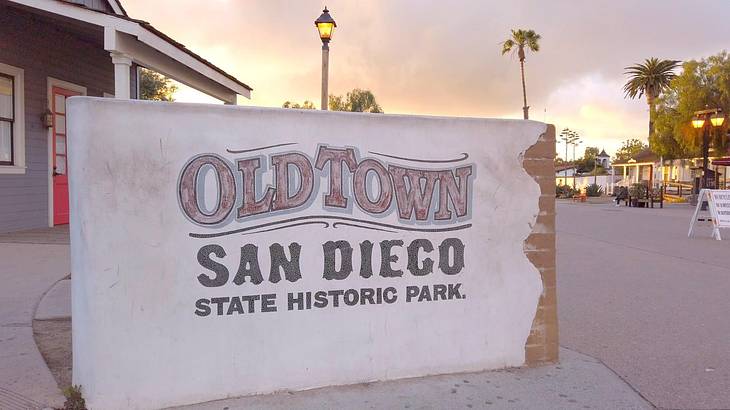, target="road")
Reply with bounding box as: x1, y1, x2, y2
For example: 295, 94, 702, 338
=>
557, 201, 730, 410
